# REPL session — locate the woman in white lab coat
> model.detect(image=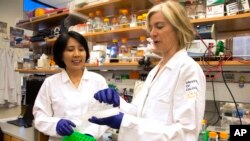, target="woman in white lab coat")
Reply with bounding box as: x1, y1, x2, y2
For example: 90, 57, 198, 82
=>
33, 31, 108, 141
89, 1, 206, 141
